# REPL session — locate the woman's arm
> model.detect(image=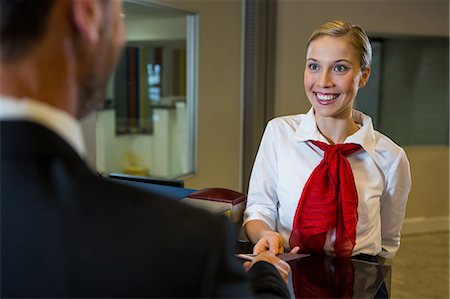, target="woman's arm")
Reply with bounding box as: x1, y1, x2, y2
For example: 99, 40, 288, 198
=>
243, 121, 284, 254
379, 149, 412, 259
244, 220, 284, 255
